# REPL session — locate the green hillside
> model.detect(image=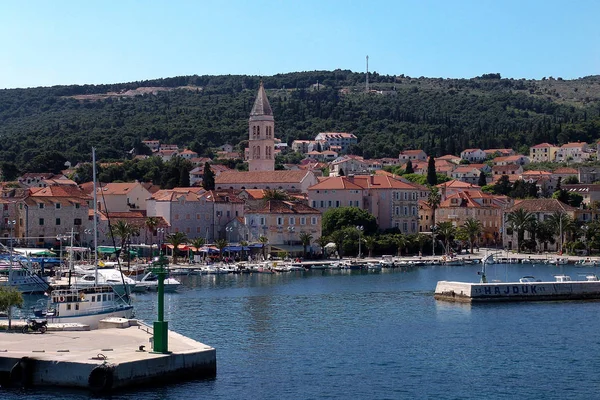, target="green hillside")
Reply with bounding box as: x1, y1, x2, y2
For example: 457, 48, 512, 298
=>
1, 70, 600, 173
